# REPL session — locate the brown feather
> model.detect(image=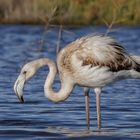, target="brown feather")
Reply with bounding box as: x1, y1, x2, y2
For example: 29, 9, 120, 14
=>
80, 40, 135, 72
58, 34, 140, 73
